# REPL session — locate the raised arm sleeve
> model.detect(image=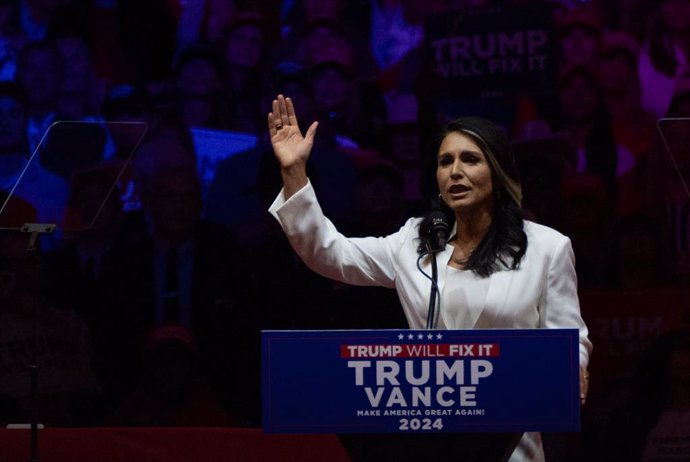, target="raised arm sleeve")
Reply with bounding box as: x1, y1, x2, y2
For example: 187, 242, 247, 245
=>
269, 181, 415, 289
